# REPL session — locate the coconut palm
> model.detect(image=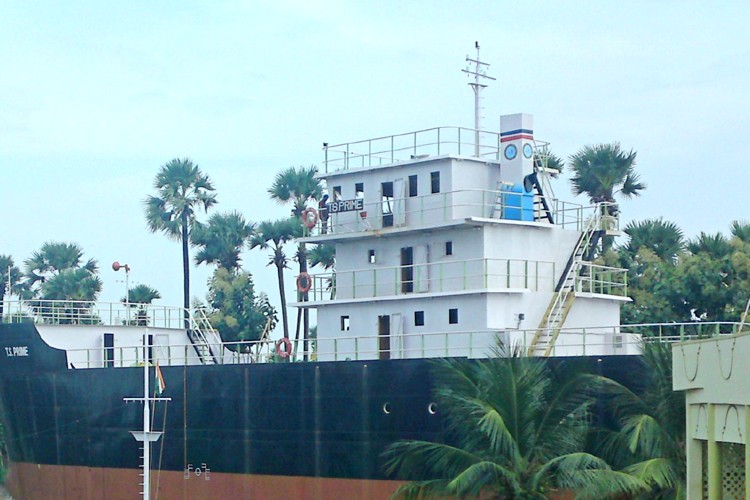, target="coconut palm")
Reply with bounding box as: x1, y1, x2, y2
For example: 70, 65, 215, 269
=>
0, 255, 21, 318
191, 211, 254, 271
569, 143, 645, 206
249, 218, 301, 340
144, 159, 217, 328
268, 165, 323, 357
586, 342, 686, 499
383, 356, 645, 499
622, 218, 684, 264
122, 284, 162, 326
